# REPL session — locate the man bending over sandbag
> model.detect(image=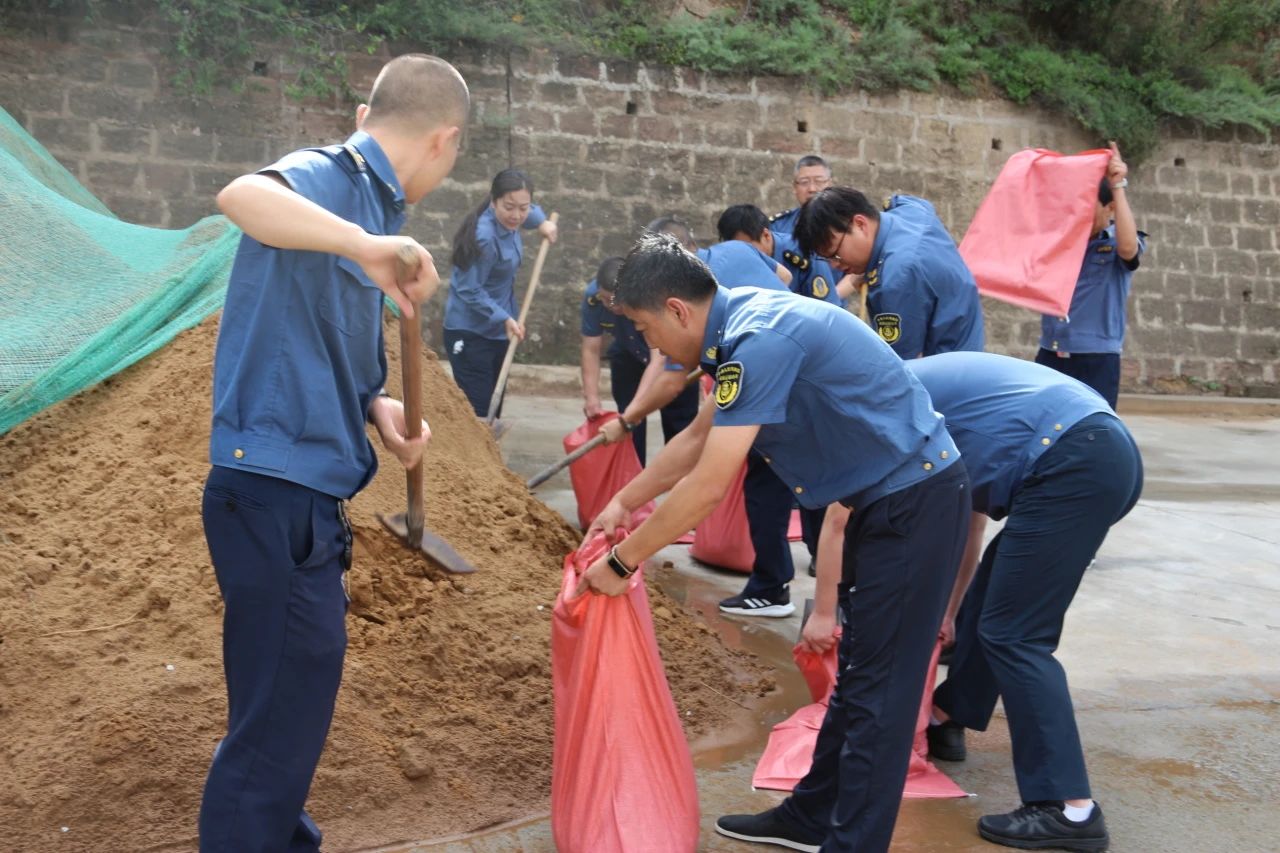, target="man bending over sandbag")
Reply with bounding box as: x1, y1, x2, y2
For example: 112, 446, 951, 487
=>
577, 233, 971, 853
